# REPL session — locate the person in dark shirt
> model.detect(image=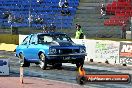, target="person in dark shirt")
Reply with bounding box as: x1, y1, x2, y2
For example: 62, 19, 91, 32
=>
65, 9, 71, 15
61, 8, 71, 16
50, 23, 56, 32
61, 10, 65, 15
